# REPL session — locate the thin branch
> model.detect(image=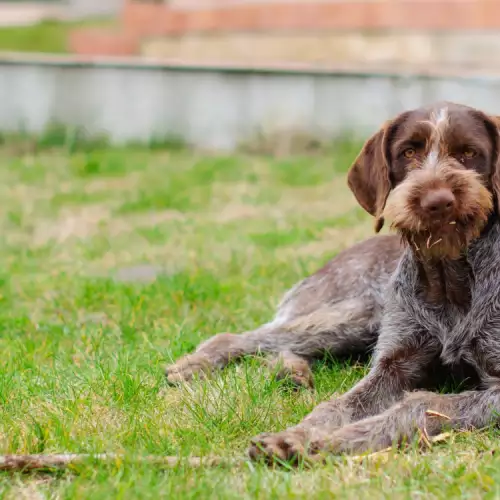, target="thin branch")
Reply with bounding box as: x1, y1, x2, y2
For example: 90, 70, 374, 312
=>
425, 410, 451, 420
0, 433, 455, 473
346, 432, 453, 465
0, 453, 241, 472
